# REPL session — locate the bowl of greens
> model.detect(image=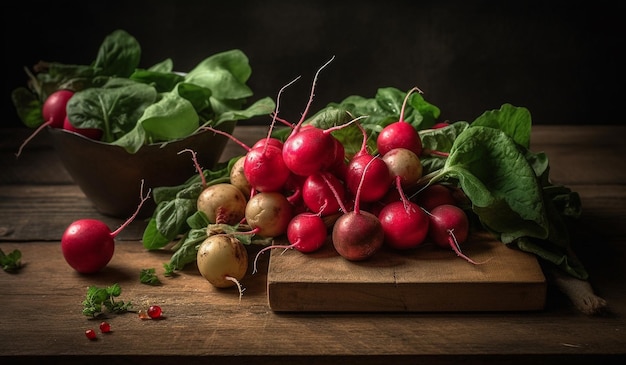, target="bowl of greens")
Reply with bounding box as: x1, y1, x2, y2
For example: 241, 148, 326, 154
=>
11, 29, 274, 218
